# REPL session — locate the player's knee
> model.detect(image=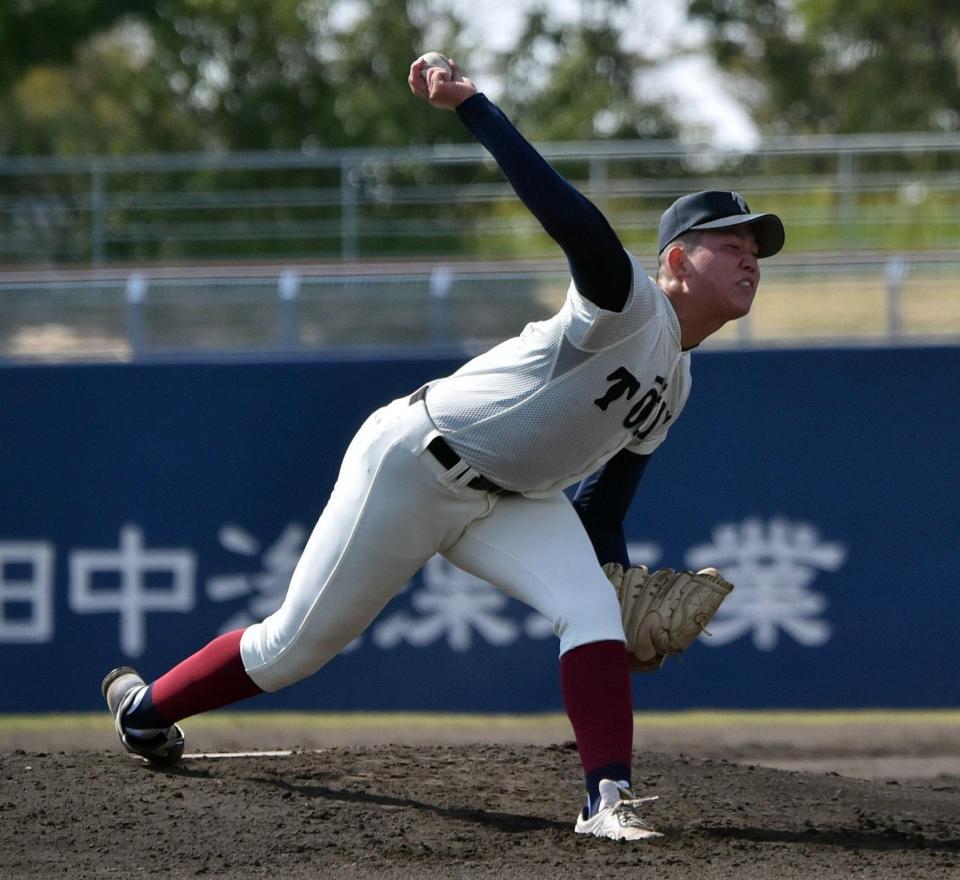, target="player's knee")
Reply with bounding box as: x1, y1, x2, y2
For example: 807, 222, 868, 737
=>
553, 589, 625, 656
240, 620, 341, 692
